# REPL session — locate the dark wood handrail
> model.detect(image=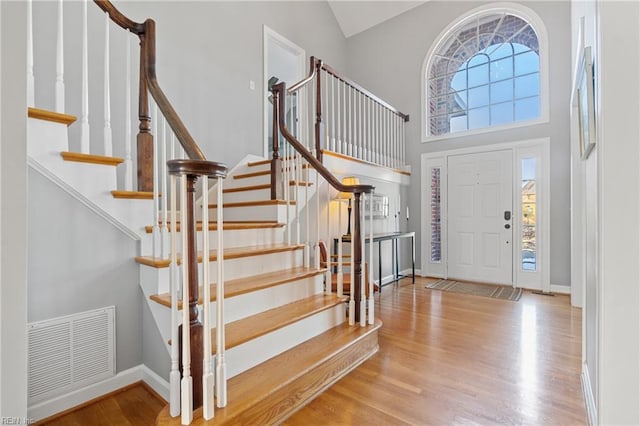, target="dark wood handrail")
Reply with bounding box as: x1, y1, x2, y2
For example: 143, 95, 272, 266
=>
94, 0, 145, 35
272, 82, 374, 196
